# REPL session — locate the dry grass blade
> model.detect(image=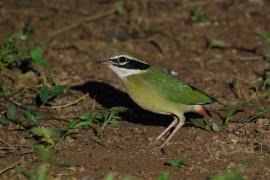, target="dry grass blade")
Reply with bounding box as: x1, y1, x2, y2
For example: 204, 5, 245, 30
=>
41, 93, 89, 109
0, 159, 22, 175
49, 7, 117, 38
